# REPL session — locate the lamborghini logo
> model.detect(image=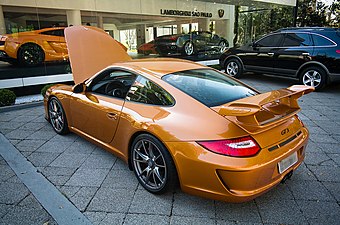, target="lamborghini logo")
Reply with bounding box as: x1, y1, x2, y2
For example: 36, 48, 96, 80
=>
218, 9, 224, 18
